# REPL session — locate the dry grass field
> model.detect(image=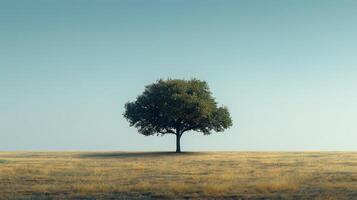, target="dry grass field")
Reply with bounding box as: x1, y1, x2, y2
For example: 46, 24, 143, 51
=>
1, 152, 357, 200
